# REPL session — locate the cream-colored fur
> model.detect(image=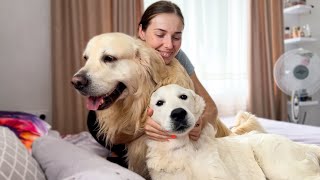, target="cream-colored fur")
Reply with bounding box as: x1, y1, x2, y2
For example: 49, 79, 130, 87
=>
230, 111, 266, 134
72, 32, 261, 178
147, 84, 320, 180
